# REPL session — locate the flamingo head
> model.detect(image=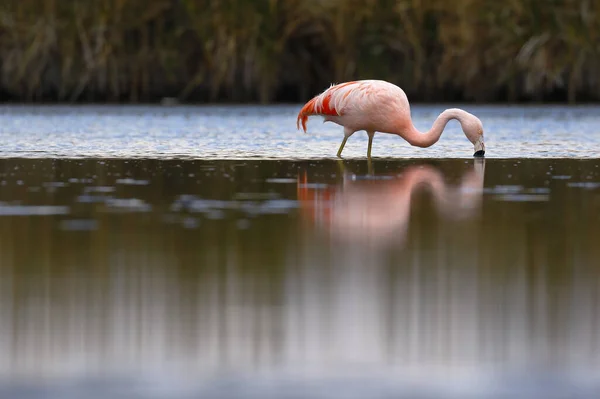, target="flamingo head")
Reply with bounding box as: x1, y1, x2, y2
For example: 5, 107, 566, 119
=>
463, 114, 485, 157
473, 134, 485, 157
